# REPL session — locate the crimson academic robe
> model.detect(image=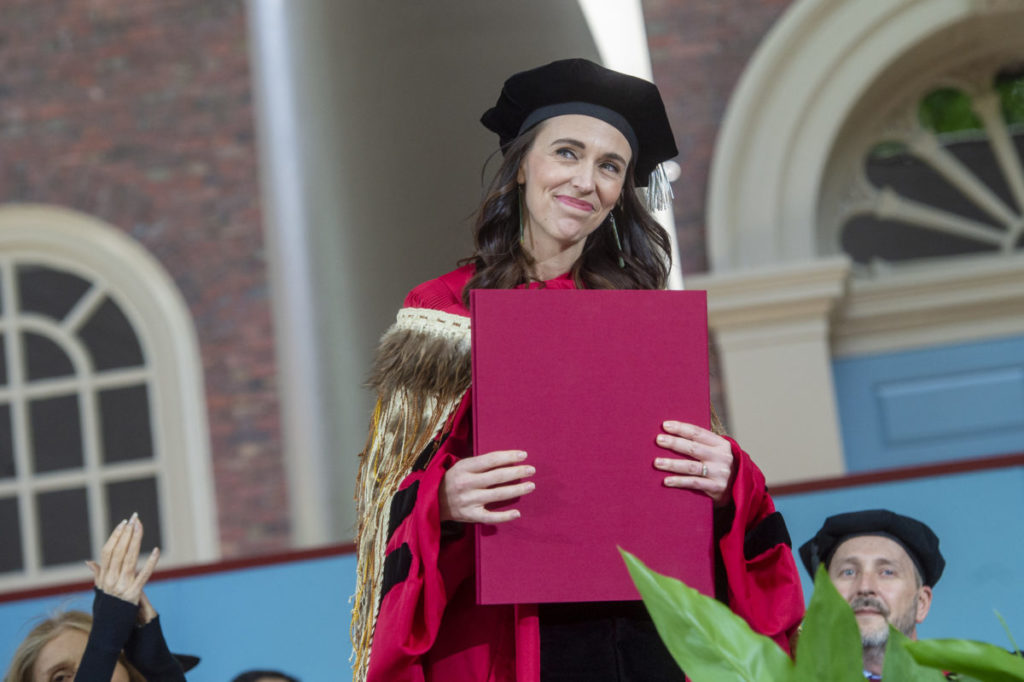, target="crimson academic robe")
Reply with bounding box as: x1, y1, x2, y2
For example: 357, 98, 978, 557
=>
352, 264, 805, 682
